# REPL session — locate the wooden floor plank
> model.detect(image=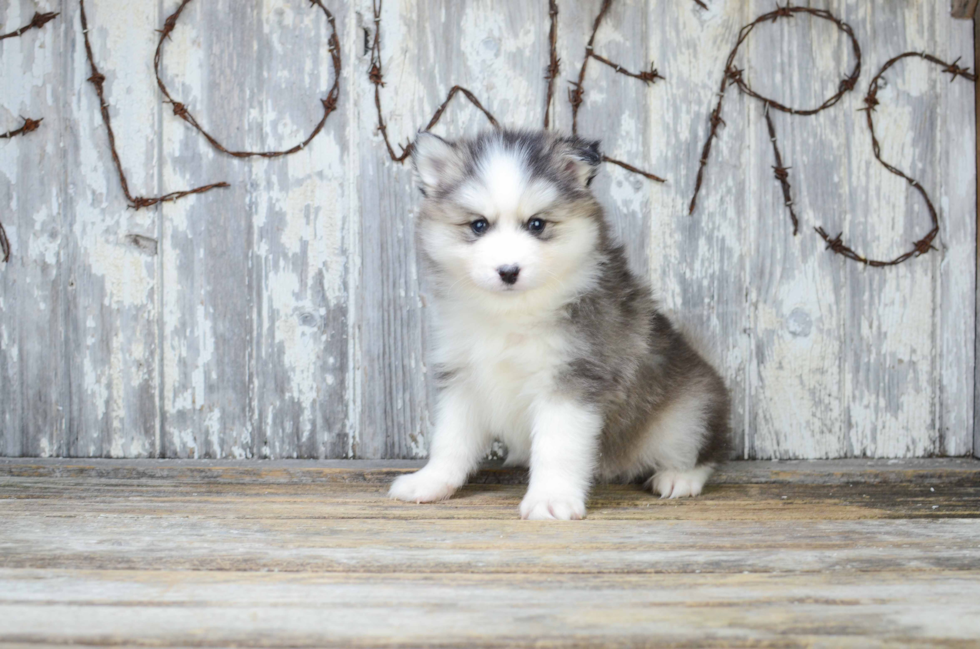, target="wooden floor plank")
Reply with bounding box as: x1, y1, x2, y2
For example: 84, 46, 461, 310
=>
3, 515, 980, 574
1, 482, 977, 519
0, 459, 978, 647
2, 569, 980, 647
